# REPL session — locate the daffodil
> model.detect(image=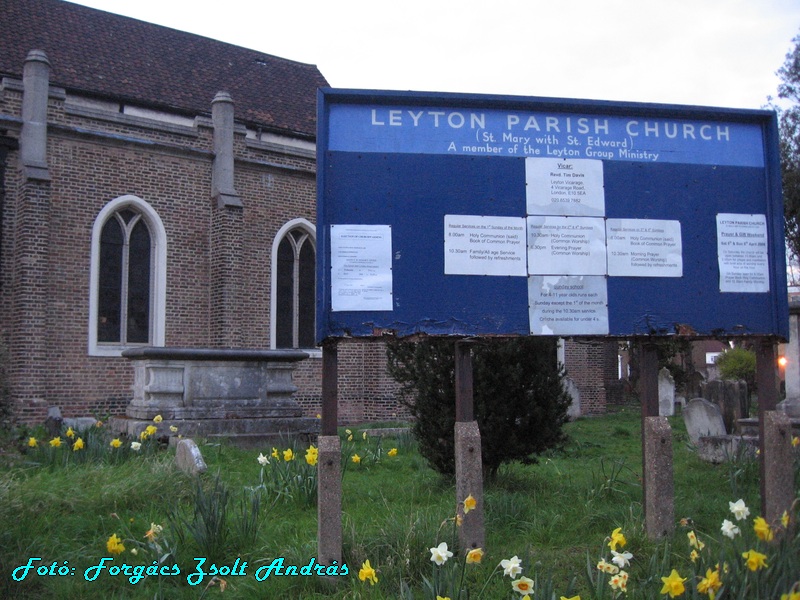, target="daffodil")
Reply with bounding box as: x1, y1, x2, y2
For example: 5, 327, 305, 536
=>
305, 445, 318, 466
660, 569, 686, 597
169, 425, 178, 433
430, 542, 453, 566
729, 499, 750, 521
608, 527, 626, 551
687, 530, 705, 550
611, 550, 632, 568
466, 547, 484, 564
721, 519, 740, 539
72, 437, 85, 451
139, 430, 149, 441
130, 441, 142, 451
388, 447, 398, 457
271, 447, 279, 459
347, 434, 353, 441
257, 452, 269, 466
597, 559, 619, 574
362, 431, 368, 440
753, 516, 774, 541
106, 533, 125, 554
463, 494, 477, 514
742, 549, 768, 572
27, 437, 38, 448
609, 570, 628, 592
144, 523, 163, 542
781, 586, 800, 600
792, 435, 799, 447
145, 424, 157, 436
110, 438, 122, 448
697, 567, 722, 597
512, 576, 534, 595
351, 453, 361, 464
501, 555, 523, 577
358, 559, 378, 585
49, 437, 62, 448
781, 510, 790, 528
690, 549, 700, 563
436, 596, 451, 600
66, 427, 75, 438
283, 448, 294, 461
560, 596, 581, 600
153, 414, 162, 423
